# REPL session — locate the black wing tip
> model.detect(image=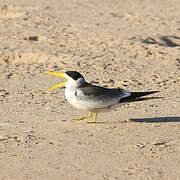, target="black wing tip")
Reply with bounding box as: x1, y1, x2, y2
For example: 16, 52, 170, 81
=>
132, 90, 159, 93
146, 90, 159, 95
130, 91, 159, 97
128, 96, 162, 102
148, 90, 159, 93
120, 90, 160, 103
